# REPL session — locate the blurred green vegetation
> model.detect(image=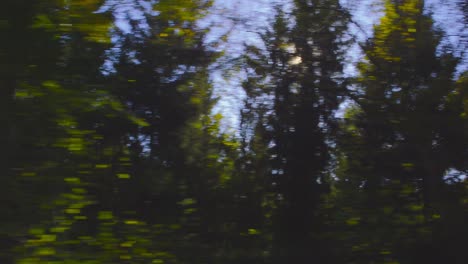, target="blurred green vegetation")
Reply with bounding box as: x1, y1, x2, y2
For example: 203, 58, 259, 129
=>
1, 0, 467, 263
